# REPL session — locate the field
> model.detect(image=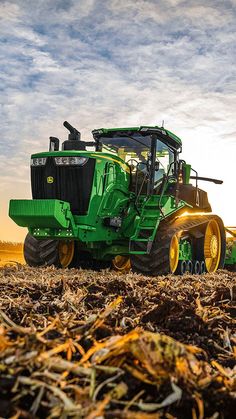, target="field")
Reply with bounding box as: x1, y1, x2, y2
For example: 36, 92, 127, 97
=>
0, 242, 25, 266
0, 264, 235, 418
